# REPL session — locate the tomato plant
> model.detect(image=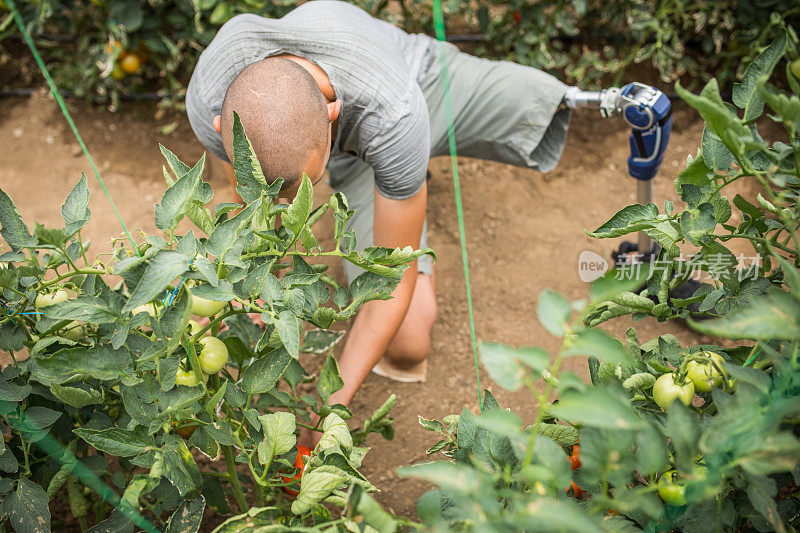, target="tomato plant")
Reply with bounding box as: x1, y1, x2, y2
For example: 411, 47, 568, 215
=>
406, 32, 800, 532
0, 118, 432, 530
